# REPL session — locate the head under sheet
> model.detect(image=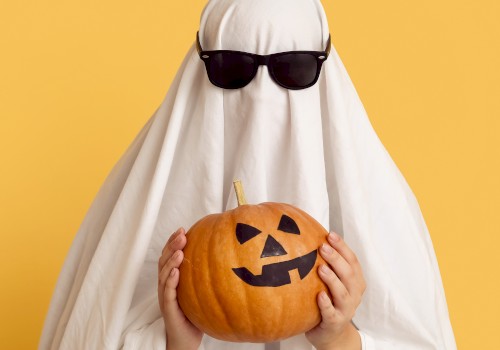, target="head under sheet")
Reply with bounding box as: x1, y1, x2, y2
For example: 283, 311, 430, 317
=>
40, 0, 456, 349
